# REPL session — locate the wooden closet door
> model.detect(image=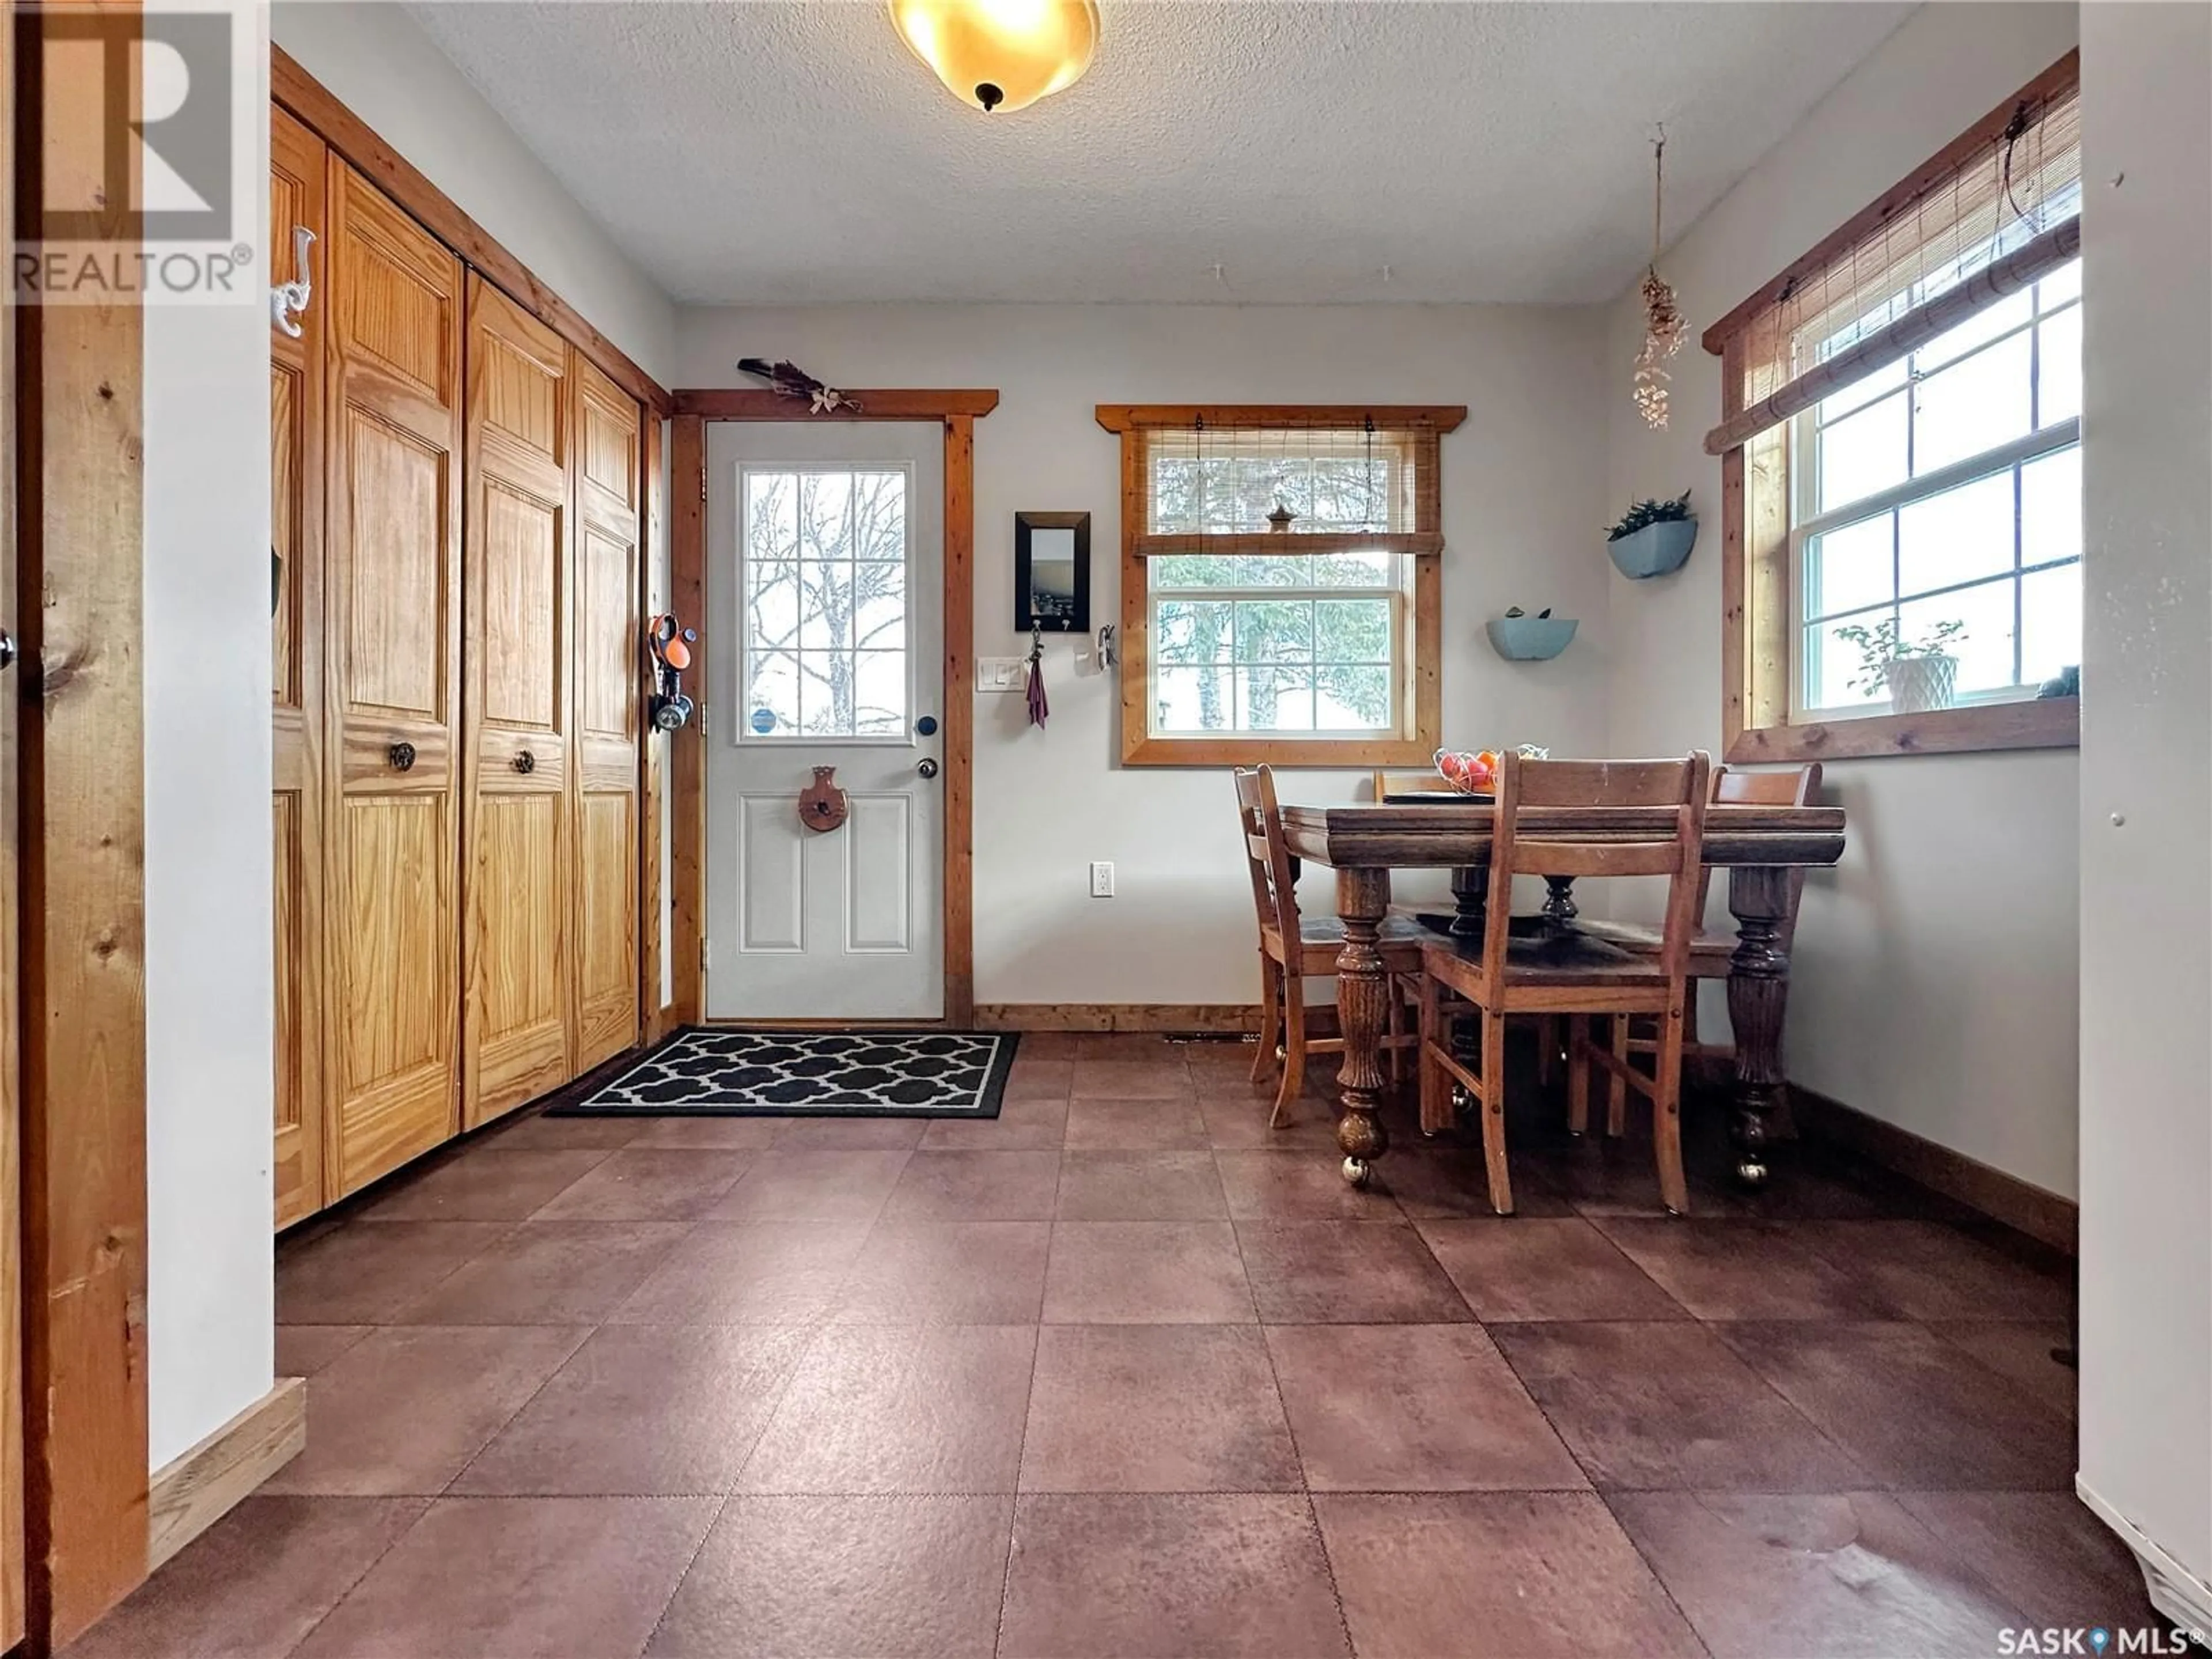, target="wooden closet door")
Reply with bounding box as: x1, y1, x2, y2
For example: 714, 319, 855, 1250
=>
570, 355, 642, 1070
462, 278, 573, 1126
322, 162, 465, 1196
270, 107, 326, 1227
